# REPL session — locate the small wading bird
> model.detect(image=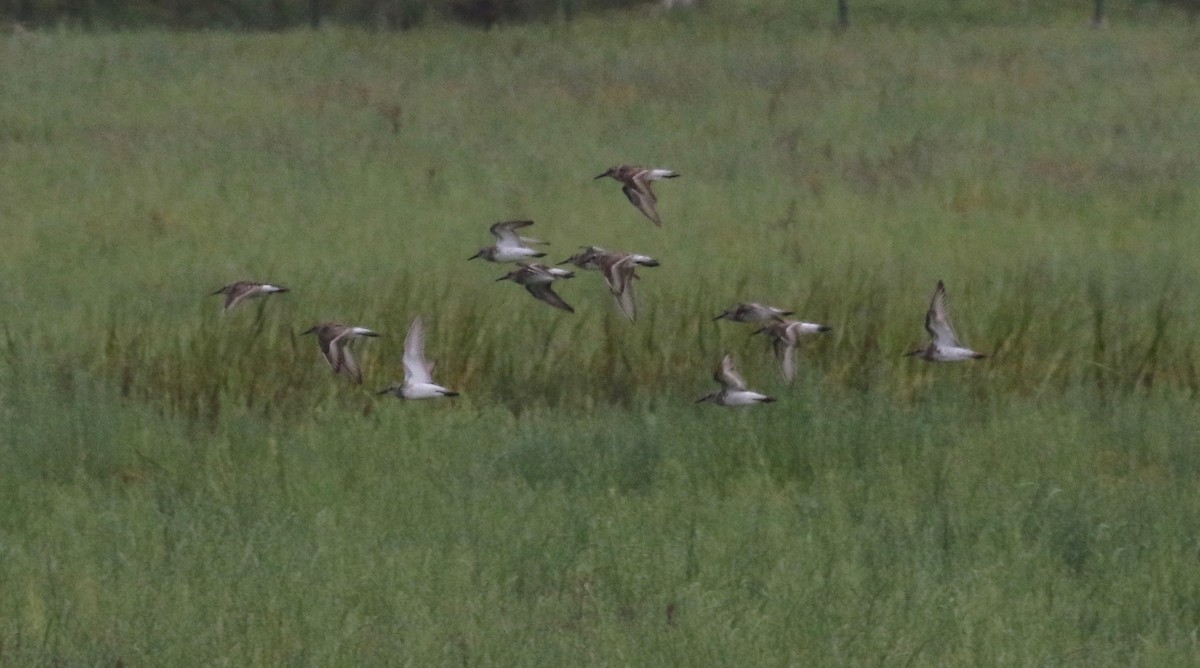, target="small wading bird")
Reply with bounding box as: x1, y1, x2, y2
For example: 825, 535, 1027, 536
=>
753, 319, 833, 383
594, 165, 680, 227
301, 322, 380, 384
496, 263, 576, 313
713, 302, 794, 323
696, 354, 776, 407
377, 316, 459, 400
468, 219, 548, 263
905, 279, 986, 362
559, 247, 660, 321
211, 281, 289, 312
557, 246, 660, 271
